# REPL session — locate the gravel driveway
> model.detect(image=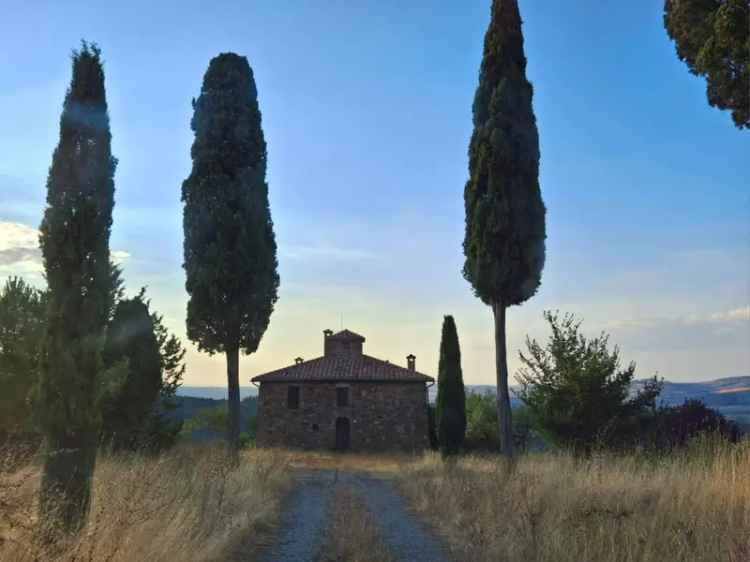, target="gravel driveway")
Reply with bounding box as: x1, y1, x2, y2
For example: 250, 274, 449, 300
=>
256, 469, 450, 562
